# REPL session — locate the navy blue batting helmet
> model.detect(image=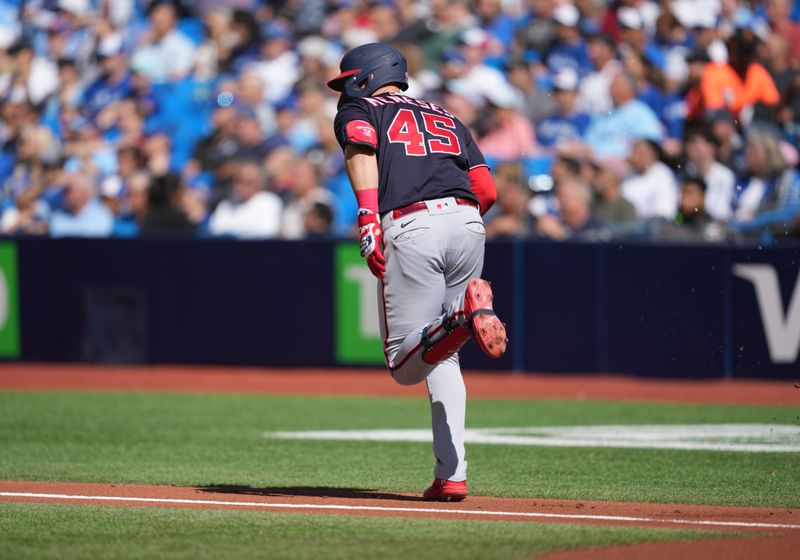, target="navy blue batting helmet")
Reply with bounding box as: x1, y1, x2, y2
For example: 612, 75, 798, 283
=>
327, 43, 409, 98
